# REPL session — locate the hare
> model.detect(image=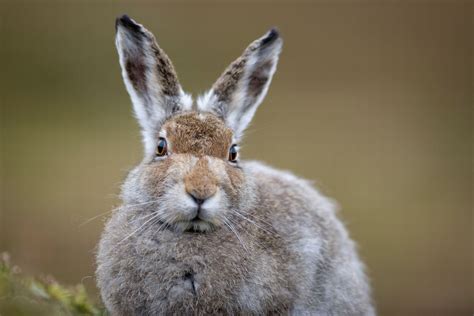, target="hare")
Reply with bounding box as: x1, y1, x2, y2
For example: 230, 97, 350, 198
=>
96, 15, 374, 316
